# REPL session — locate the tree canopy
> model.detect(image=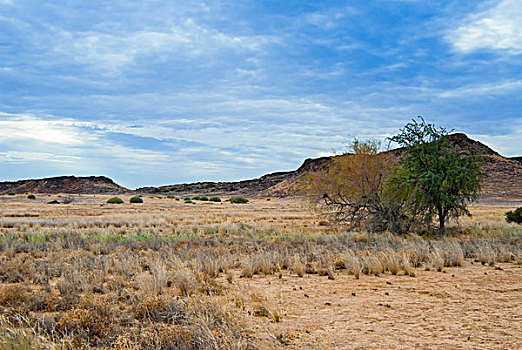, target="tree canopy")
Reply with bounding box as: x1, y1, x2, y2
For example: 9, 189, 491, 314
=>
389, 117, 486, 234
